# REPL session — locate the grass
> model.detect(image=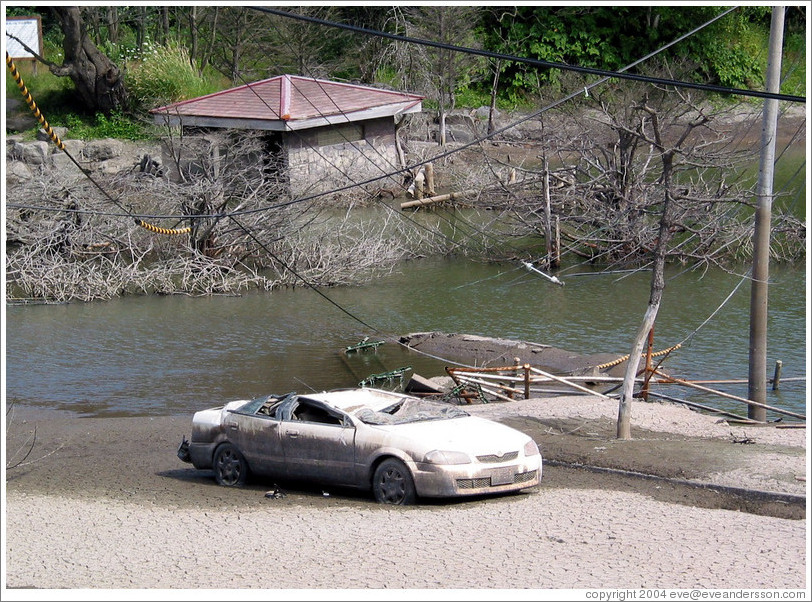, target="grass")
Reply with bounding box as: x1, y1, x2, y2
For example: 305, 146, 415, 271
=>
125, 42, 229, 108
781, 31, 806, 98
6, 41, 226, 142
